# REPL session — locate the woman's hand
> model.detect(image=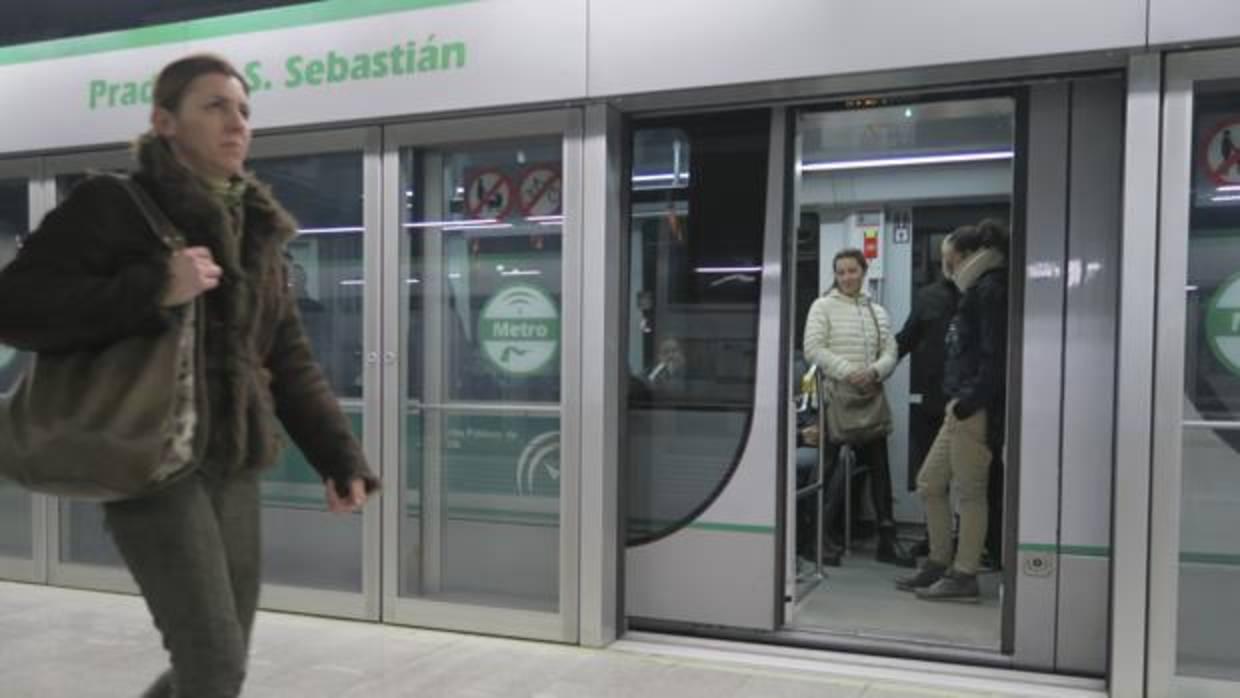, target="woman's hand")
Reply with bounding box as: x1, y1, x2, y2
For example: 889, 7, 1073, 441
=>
325, 477, 369, 513
847, 368, 879, 387
161, 246, 221, 307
